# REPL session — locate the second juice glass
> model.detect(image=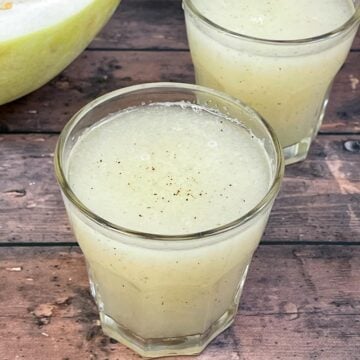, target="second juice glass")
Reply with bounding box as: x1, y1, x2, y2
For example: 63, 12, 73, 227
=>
183, 0, 360, 164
